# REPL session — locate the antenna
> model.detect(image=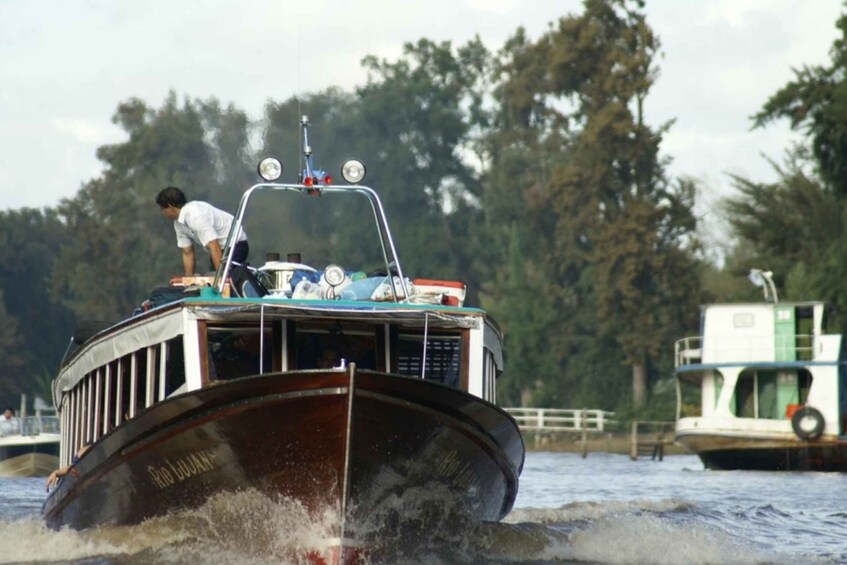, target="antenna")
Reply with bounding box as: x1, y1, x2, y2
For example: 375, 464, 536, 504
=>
296, 25, 302, 182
